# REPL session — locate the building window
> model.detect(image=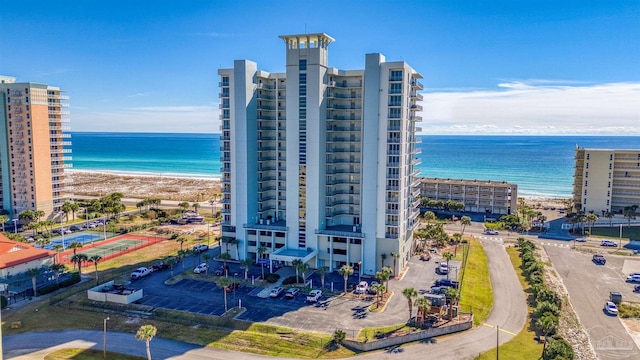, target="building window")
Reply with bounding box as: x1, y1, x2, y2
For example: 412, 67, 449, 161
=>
608, 182, 611, 188
389, 83, 402, 94
390, 70, 403, 81
585, 181, 588, 187
388, 108, 401, 119
299, 59, 307, 70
